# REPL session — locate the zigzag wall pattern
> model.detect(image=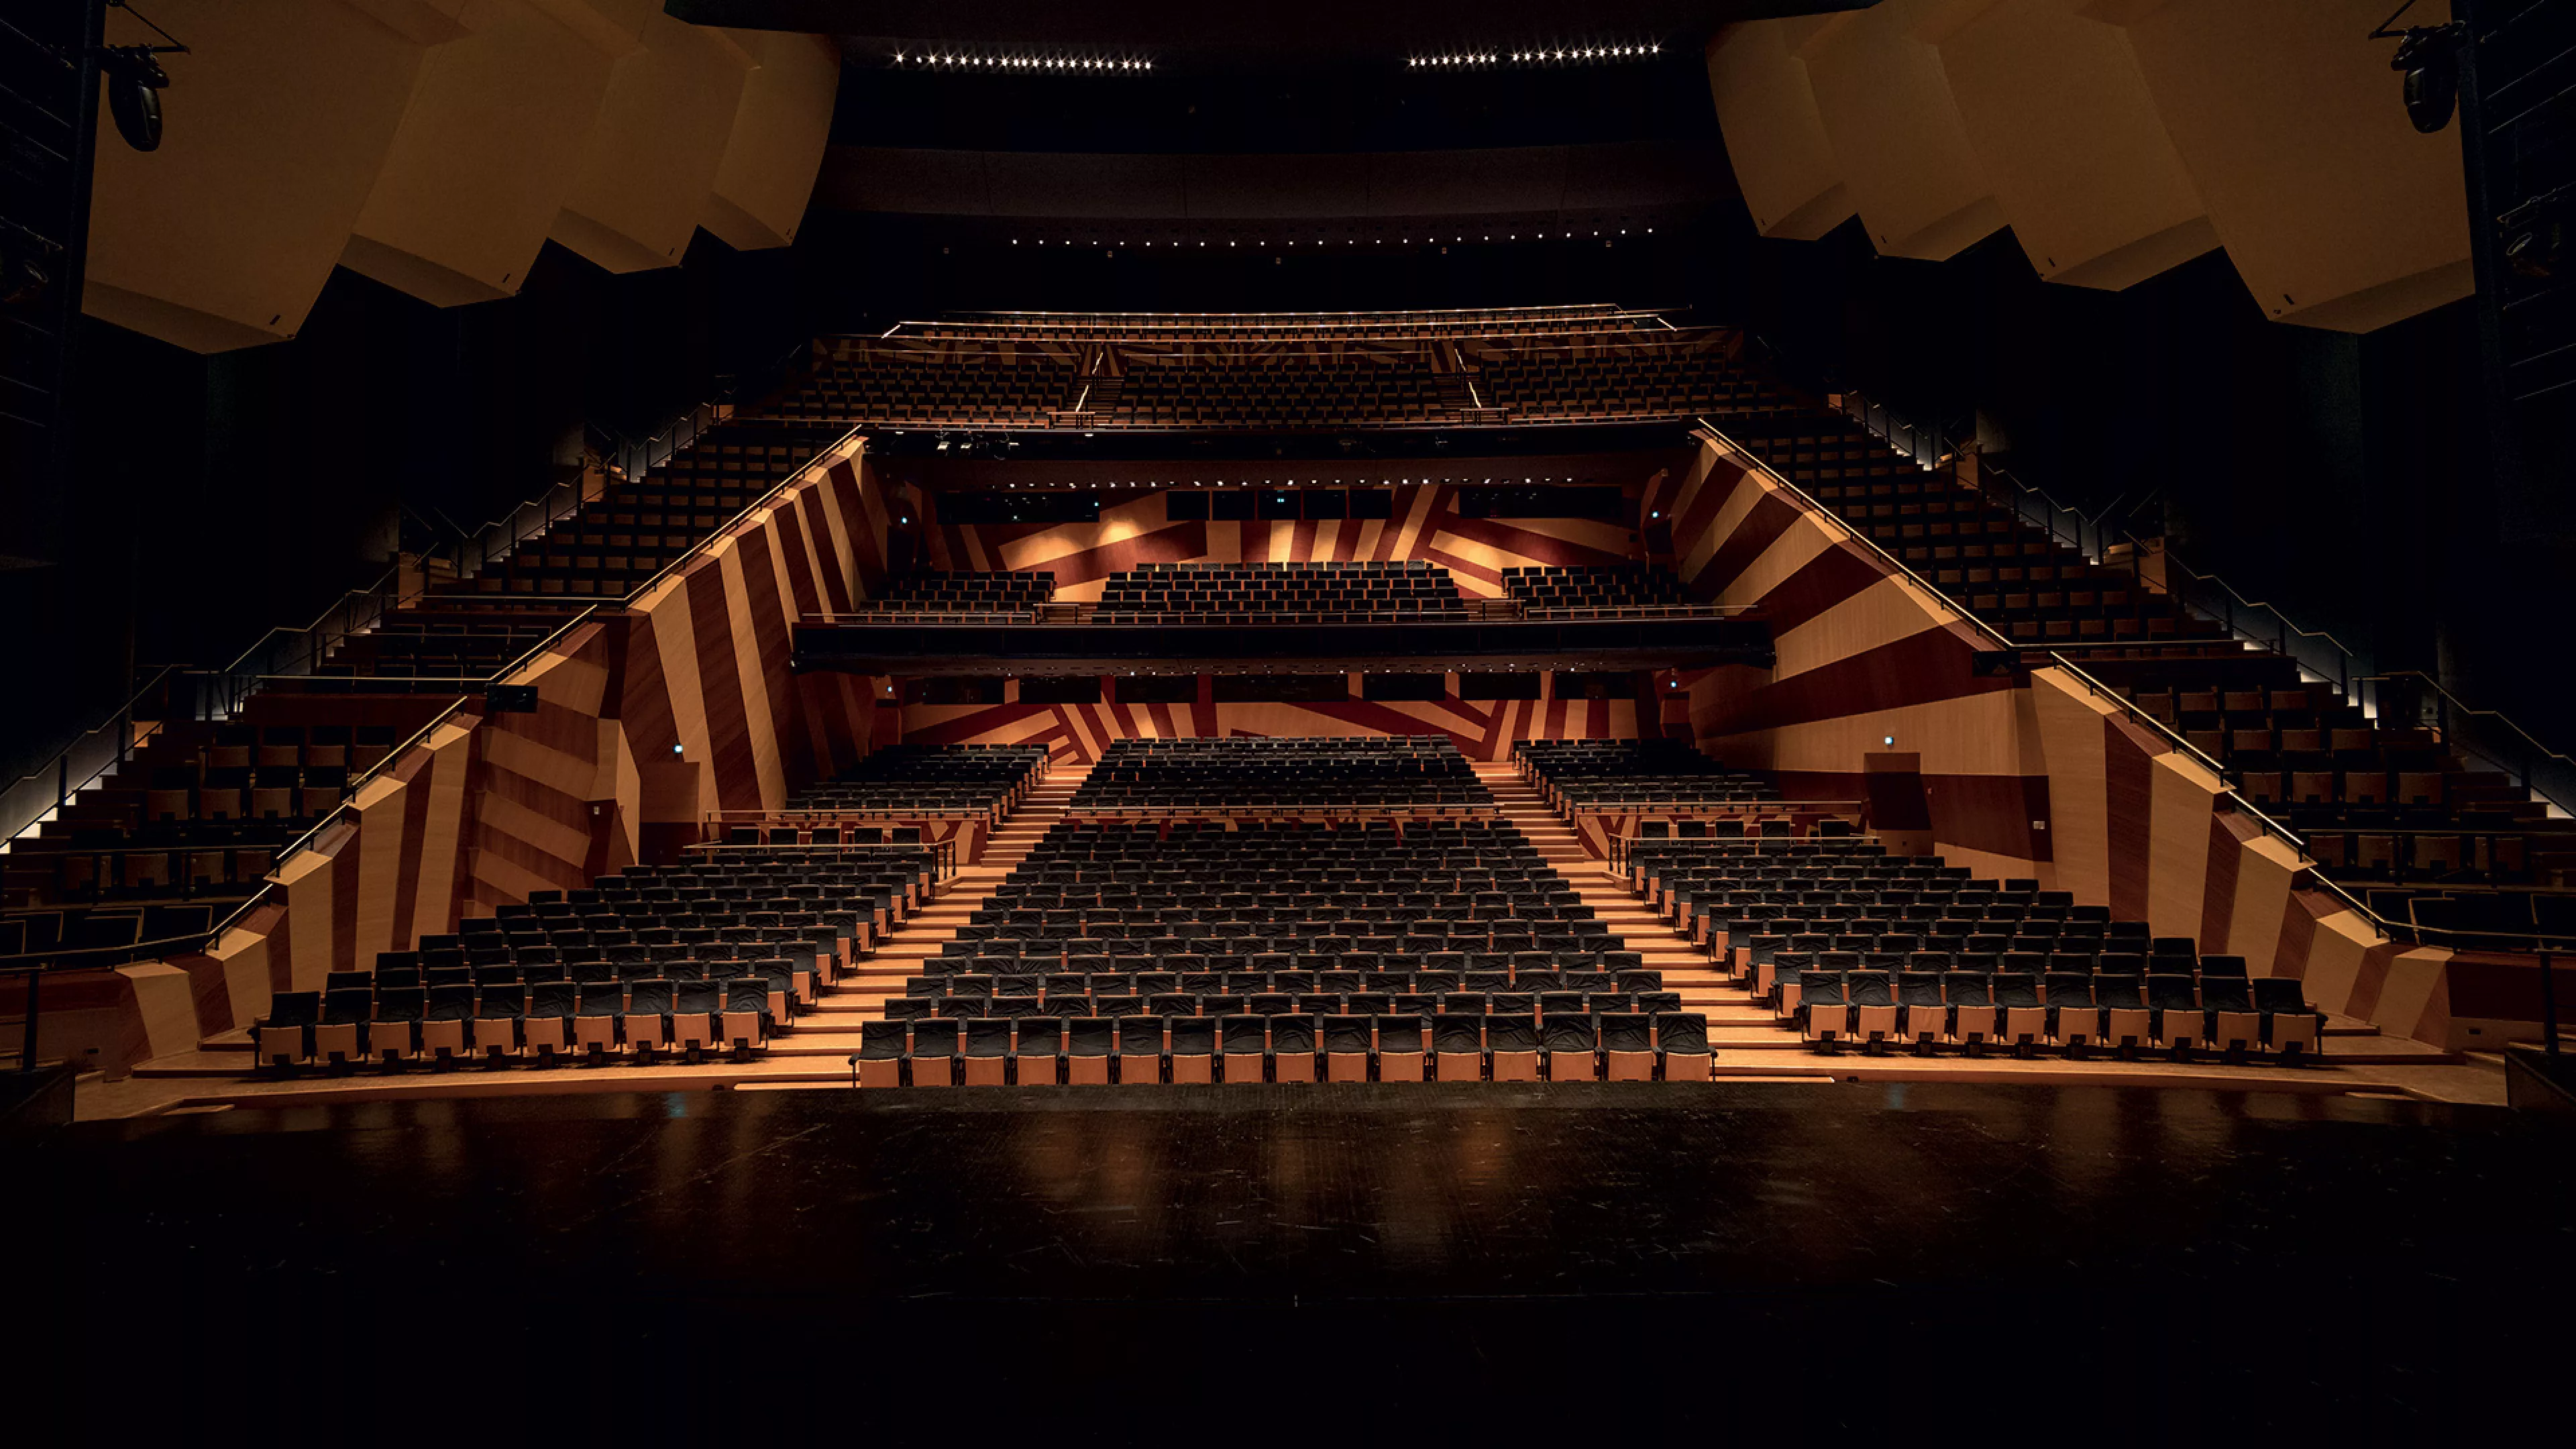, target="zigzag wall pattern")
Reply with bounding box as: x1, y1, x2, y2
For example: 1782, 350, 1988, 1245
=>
139, 443, 897, 1048
1662, 431, 2479, 1046
920, 482, 1649, 600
